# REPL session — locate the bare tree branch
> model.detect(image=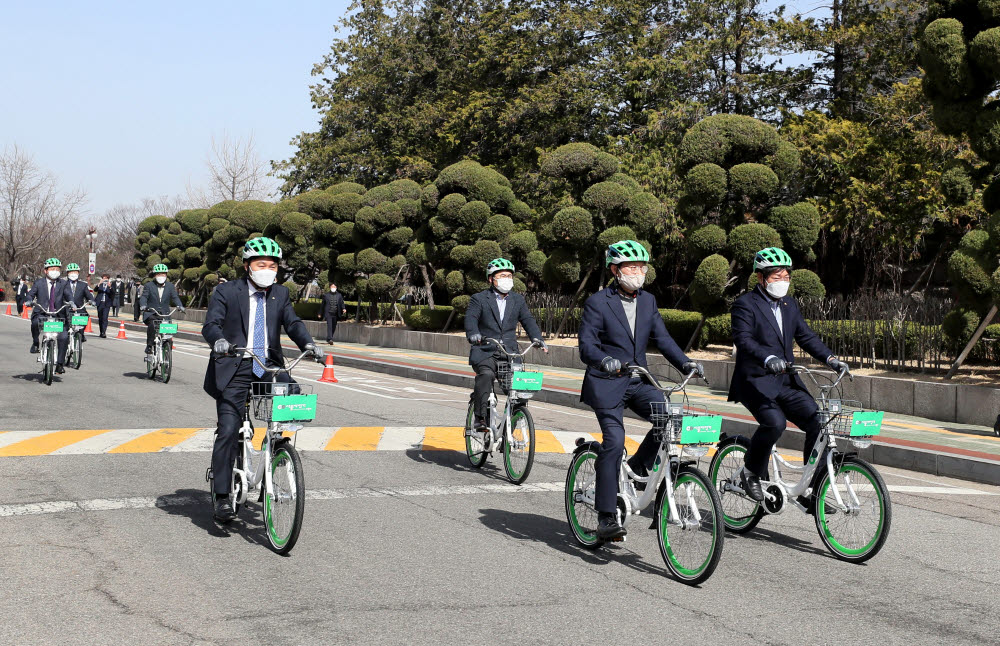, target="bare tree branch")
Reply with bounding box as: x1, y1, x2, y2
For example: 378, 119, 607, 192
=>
205, 131, 273, 202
